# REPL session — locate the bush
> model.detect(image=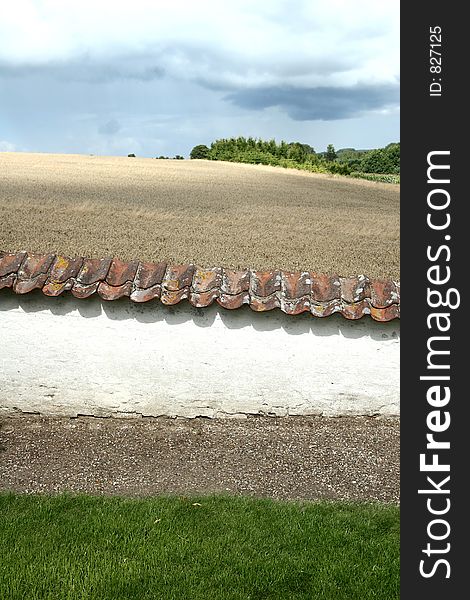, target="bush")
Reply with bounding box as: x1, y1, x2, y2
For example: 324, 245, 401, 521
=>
324, 161, 351, 175
190, 144, 210, 159
350, 172, 400, 184
359, 144, 400, 174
